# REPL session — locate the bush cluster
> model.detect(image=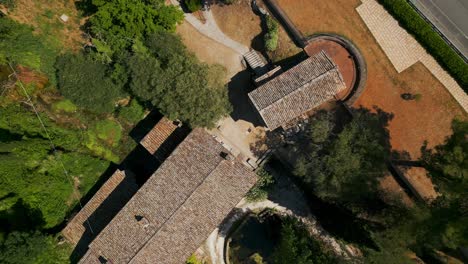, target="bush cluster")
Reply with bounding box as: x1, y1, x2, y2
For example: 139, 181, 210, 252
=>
378, 0, 468, 90
185, 0, 202, 13
264, 15, 279, 52
246, 167, 275, 202
0, 0, 15, 9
